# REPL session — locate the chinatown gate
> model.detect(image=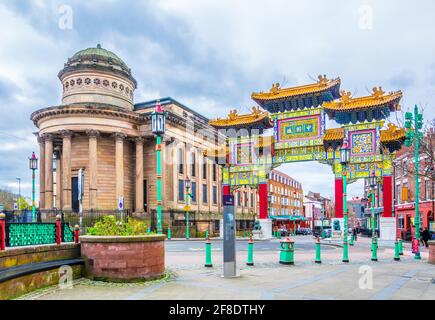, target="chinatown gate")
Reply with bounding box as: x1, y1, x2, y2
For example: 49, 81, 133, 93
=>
206, 75, 406, 242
